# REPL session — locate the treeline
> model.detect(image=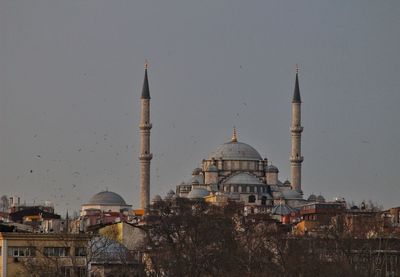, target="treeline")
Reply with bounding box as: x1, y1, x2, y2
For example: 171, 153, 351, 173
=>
138, 198, 399, 277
